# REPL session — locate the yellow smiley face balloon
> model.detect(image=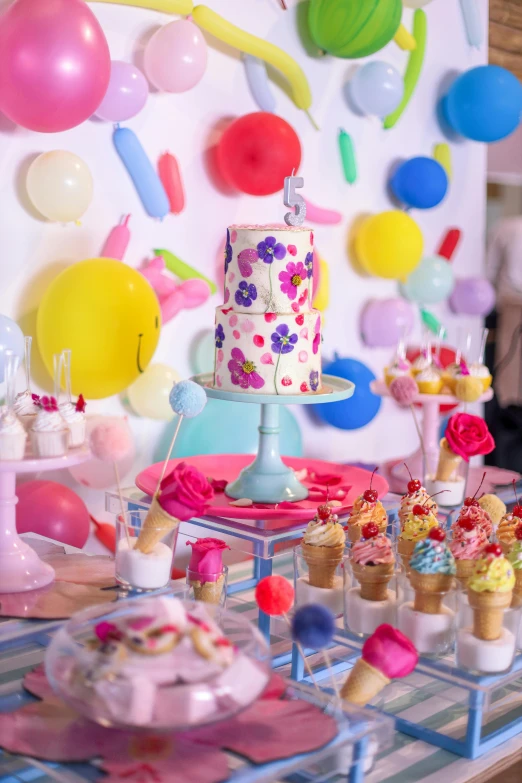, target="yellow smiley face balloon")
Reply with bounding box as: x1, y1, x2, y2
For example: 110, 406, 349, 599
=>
37, 258, 161, 399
